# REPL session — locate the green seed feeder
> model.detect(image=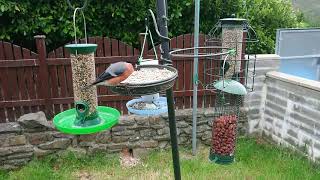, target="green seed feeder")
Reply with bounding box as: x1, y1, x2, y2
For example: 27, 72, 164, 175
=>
53, 7, 119, 135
